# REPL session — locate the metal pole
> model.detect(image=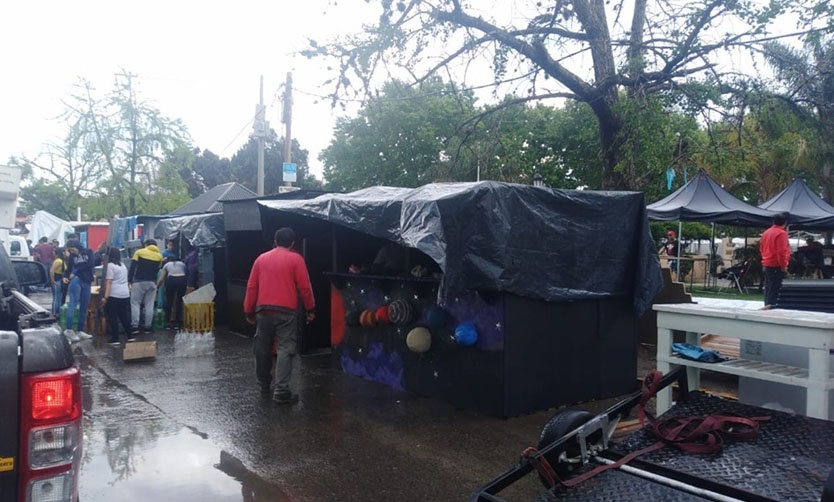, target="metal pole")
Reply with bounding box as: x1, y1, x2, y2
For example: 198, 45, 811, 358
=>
283, 72, 293, 187
257, 76, 265, 196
